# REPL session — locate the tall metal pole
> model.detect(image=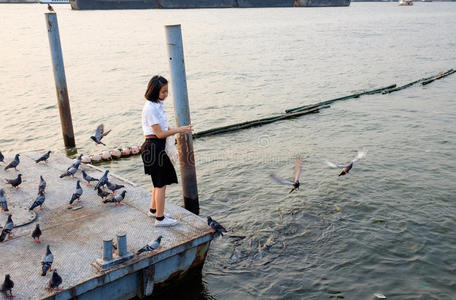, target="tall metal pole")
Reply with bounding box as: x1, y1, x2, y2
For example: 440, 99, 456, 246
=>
45, 12, 76, 148
165, 24, 199, 215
